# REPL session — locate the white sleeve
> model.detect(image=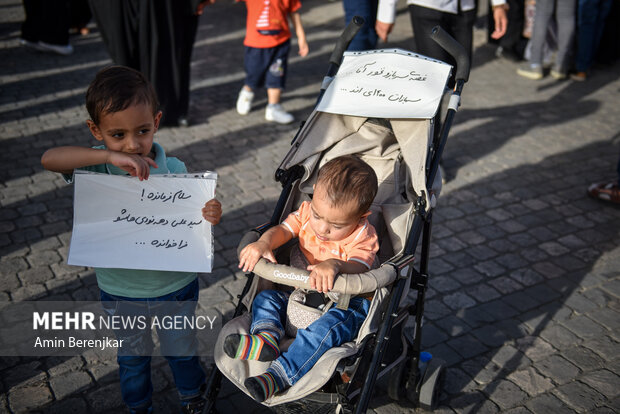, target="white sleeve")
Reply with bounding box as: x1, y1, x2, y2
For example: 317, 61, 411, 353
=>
377, 0, 398, 24
490, 0, 507, 6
